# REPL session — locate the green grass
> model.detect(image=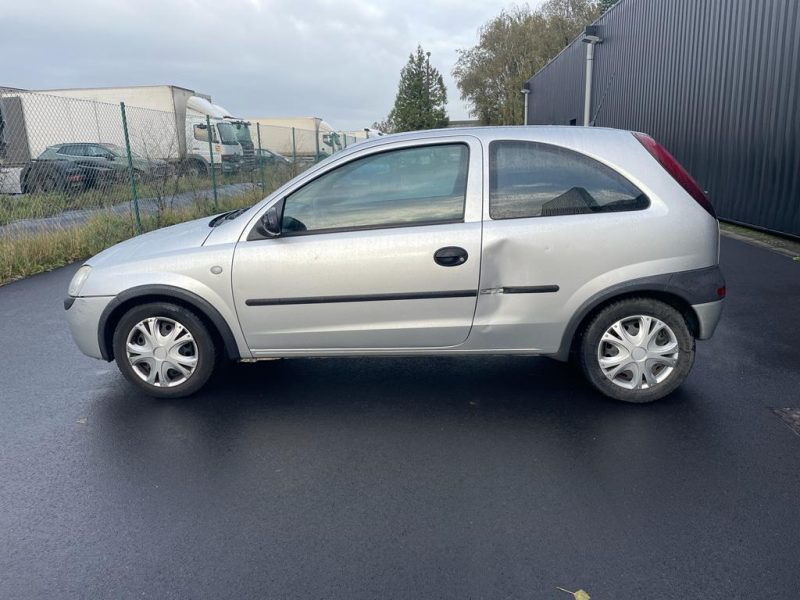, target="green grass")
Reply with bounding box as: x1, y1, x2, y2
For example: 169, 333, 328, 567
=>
720, 222, 800, 259
0, 164, 292, 225
0, 167, 294, 286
